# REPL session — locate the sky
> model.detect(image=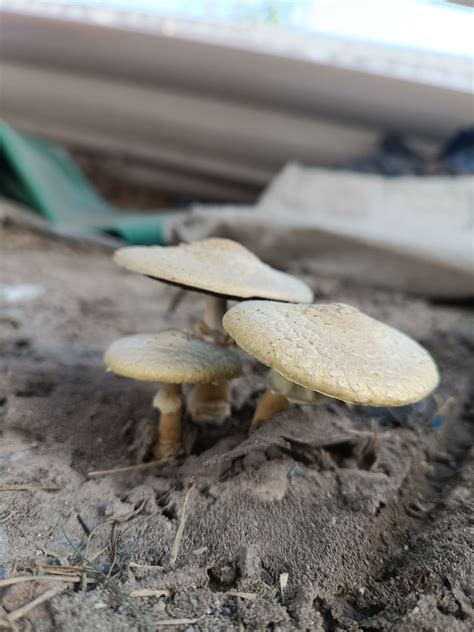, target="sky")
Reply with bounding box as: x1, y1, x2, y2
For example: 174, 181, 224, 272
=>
11, 0, 474, 58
